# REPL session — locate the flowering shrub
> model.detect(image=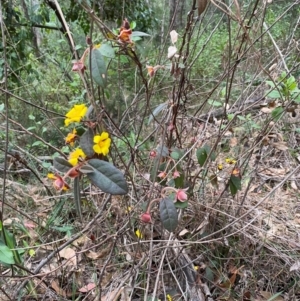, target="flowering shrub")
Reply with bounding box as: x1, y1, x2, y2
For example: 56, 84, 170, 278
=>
47, 102, 128, 220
